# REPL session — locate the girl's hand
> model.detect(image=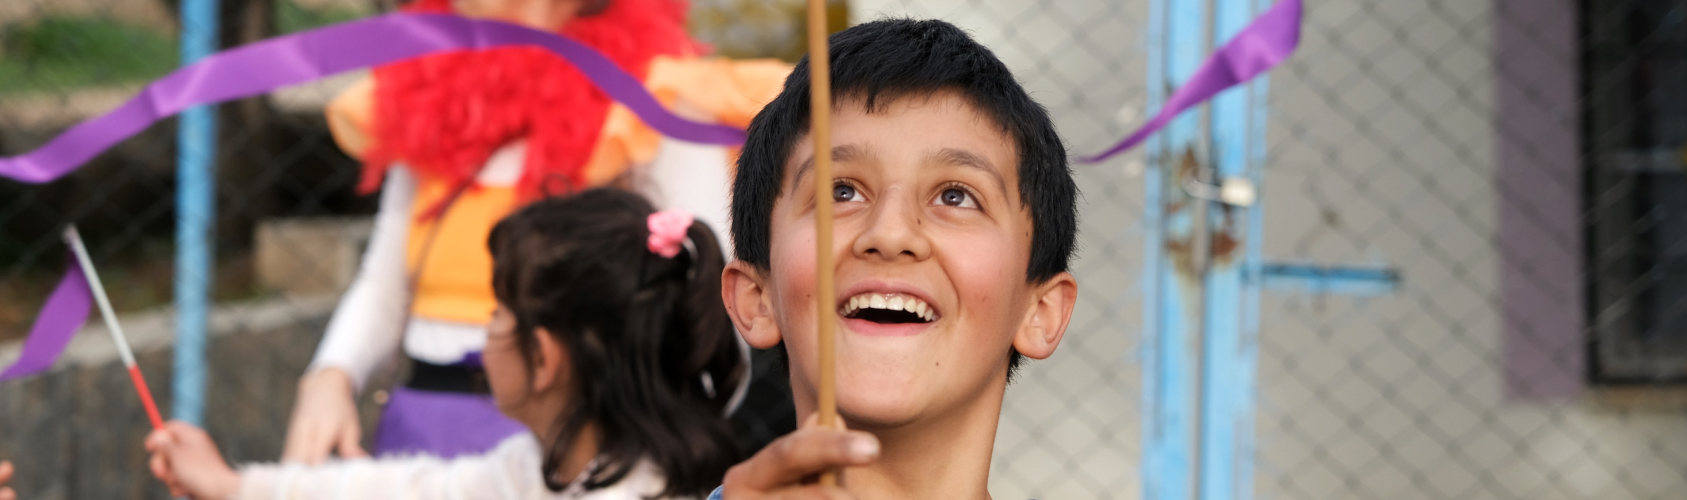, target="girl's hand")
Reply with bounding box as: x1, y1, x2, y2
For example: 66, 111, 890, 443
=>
145, 421, 241, 500
281, 367, 366, 464
1, 460, 17, 500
